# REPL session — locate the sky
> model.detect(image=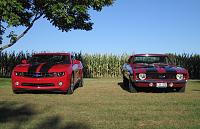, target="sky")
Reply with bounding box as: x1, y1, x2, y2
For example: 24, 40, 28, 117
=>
5, 0, 200, 55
